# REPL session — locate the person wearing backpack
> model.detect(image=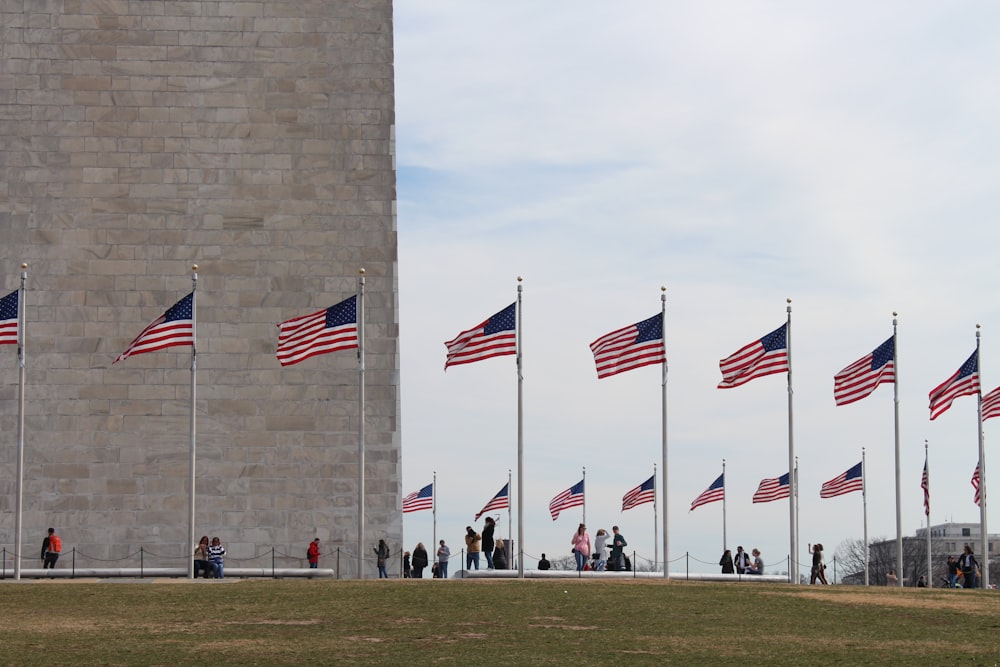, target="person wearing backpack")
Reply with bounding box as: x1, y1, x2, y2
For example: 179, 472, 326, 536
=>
307, 538, 321, 568
41, 528, 62, 569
